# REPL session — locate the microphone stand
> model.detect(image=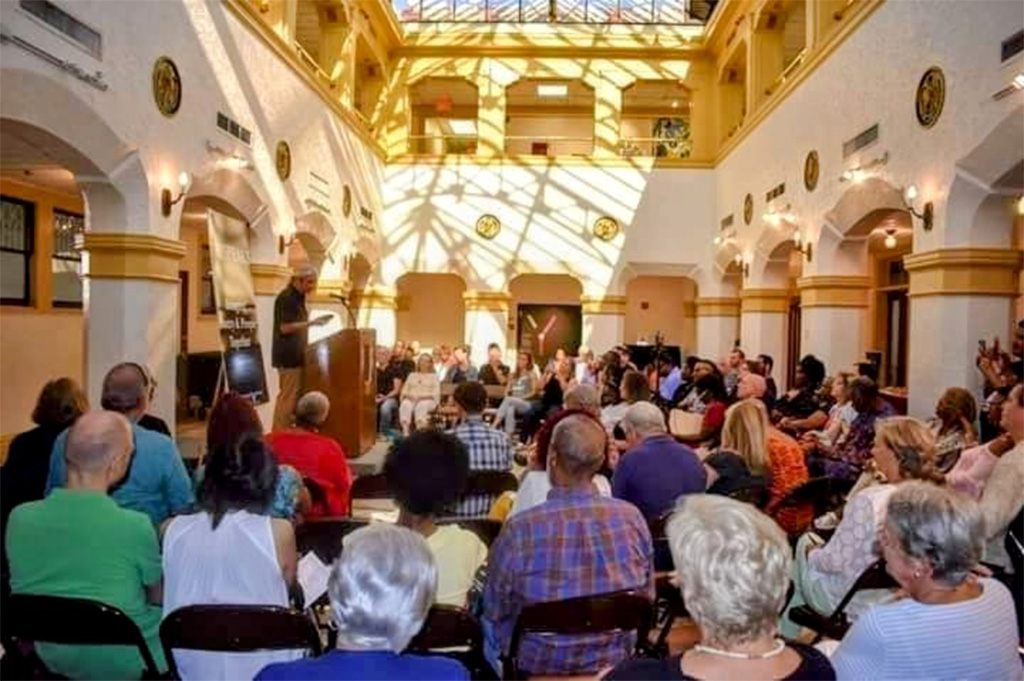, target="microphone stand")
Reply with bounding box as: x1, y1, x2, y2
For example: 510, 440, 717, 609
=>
329, 293, 358, 328
653, 331, 665, 406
